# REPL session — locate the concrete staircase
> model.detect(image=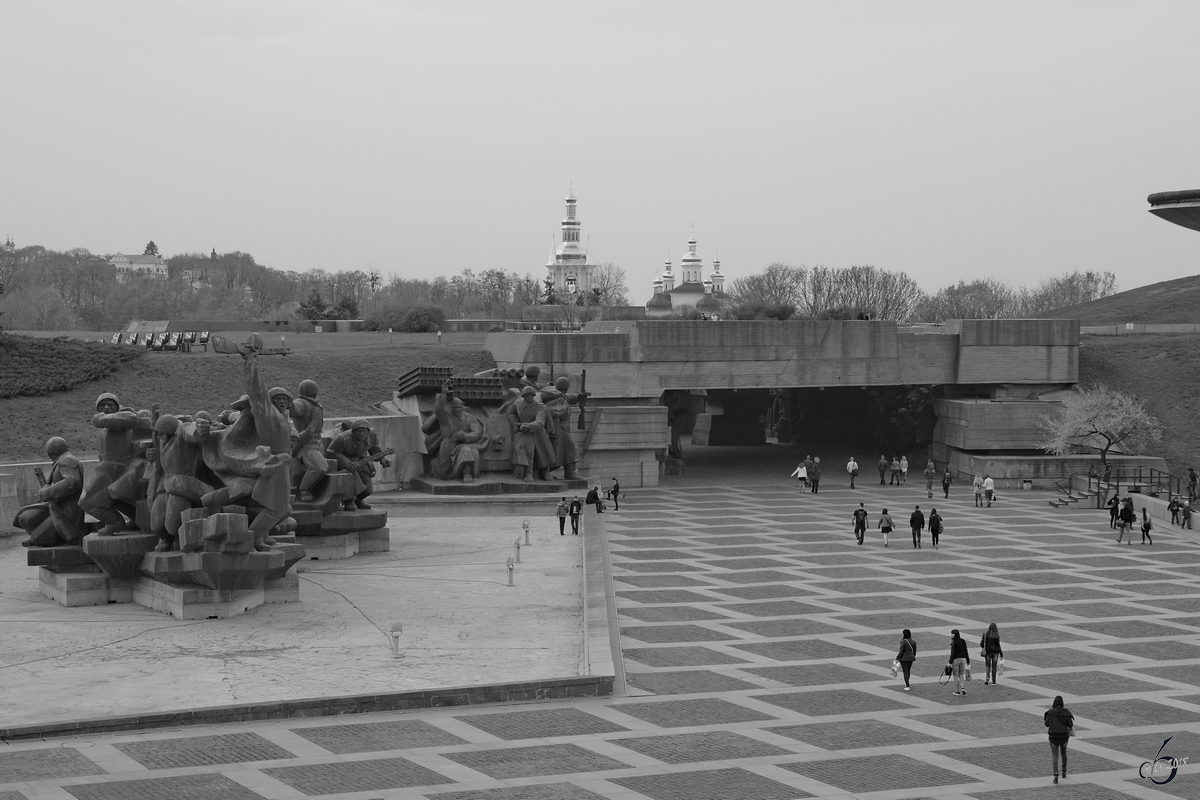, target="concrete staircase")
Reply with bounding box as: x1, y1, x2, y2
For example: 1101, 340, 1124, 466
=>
1049, 486, 1103, 509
